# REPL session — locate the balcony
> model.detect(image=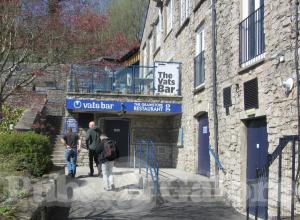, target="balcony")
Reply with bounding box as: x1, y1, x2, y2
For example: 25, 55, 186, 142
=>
194, 50, 205, 88
239, 5, 265, 67
66, 63, 182, 115
67, 65, 156, 95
